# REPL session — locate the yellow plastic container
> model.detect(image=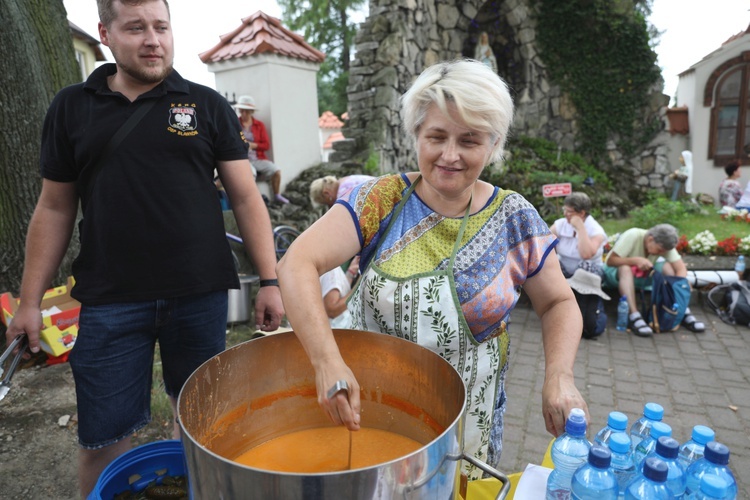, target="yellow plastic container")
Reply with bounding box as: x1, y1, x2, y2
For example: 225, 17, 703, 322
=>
463, 438, 555, 499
